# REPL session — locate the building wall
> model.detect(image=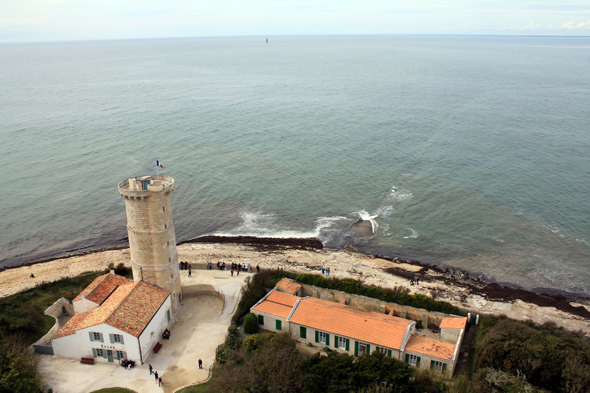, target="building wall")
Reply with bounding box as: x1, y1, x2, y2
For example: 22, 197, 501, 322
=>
300, 283, 458, 329
138, 296, 172, 363
403, 350, 453, 375
441, 327, 461, 343
288, 322, 403, 360
119, 176, 182, 311
73, 297, 98, 314
253, 311, 288, 333
52, 324, 140, 363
